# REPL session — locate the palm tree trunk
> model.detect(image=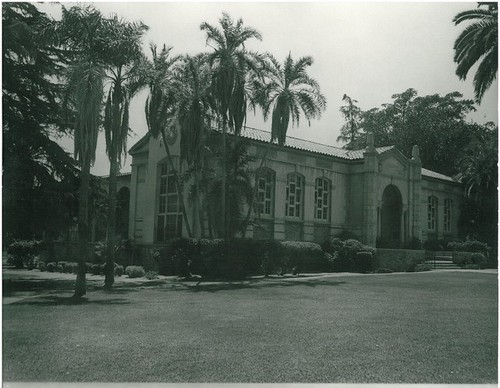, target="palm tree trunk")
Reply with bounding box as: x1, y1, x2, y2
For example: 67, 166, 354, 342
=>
104, 155, 118, 289
242, 140, 274, 237
74, 154, 90, 298
221, 119, 227, 239
160, 130, 193, 238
